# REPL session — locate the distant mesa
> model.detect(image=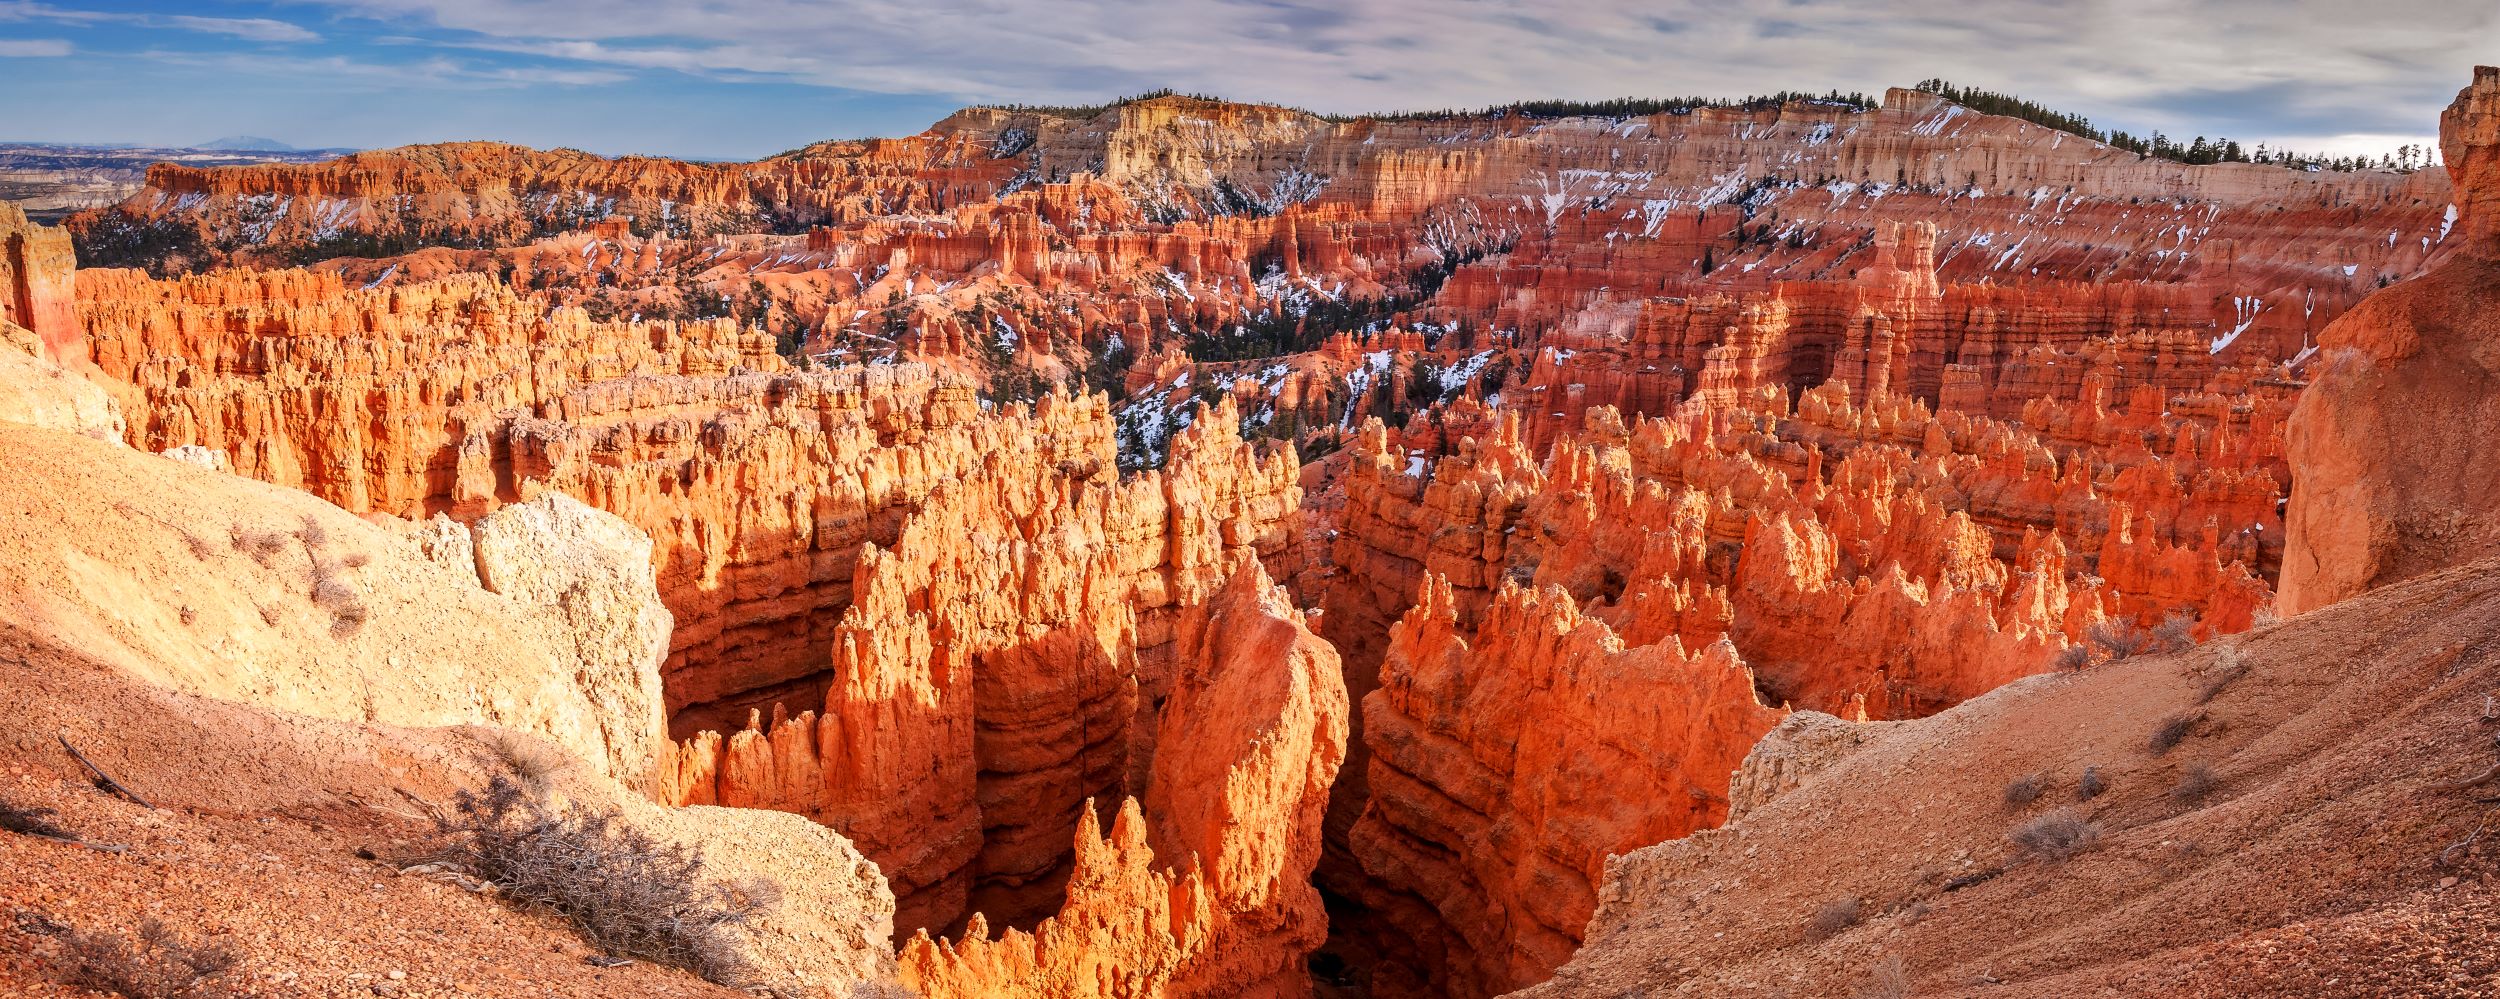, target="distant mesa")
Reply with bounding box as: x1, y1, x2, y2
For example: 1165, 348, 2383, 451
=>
196, 135, 301, 152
